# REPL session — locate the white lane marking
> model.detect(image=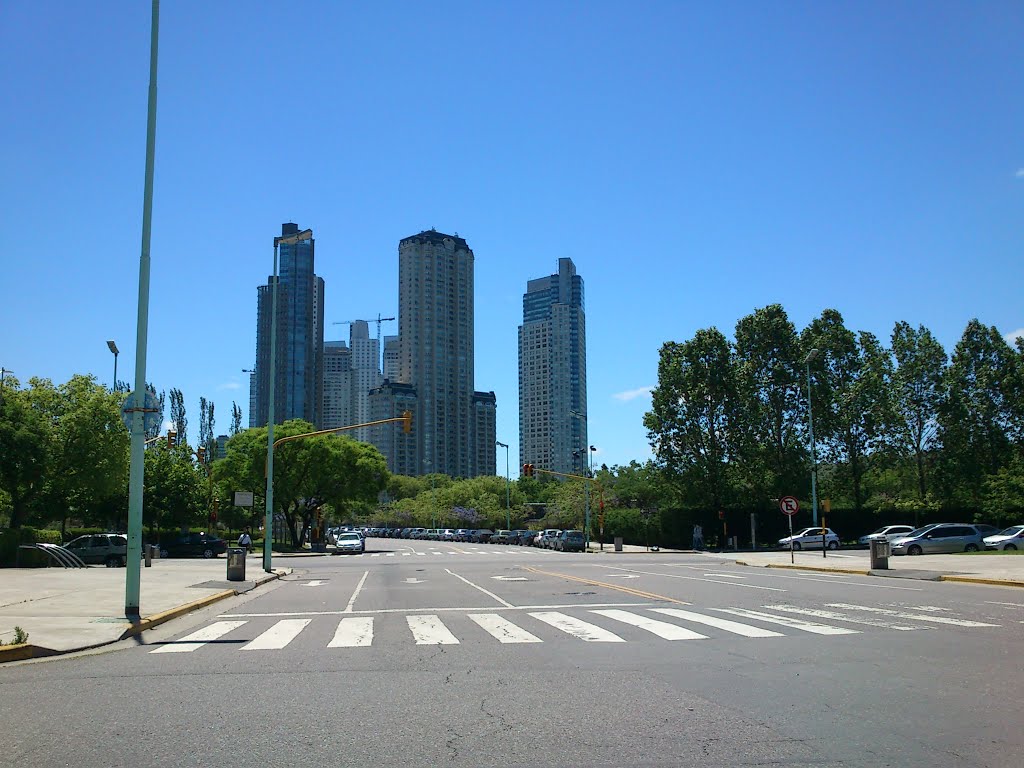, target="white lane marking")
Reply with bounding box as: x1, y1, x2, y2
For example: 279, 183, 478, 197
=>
344, 571, 369, 613
985, 601, 1024, 608
611, 574, 641, 579
763, 604, 923, 631
386, 553, 396, 557
468, 613, 542, 643
703, 573, 746, 579
715, 608, 859, 636
150, 620, 247, 653
416, 552, 426, 556
652, 608, 784, 638
825, 603, 999, 627
595, 565, 785, 592
401, 553, 410, 556
724, 571, 923, 591
328, 617, 374, 647
433, 552, 444, 555
407, 615, 460, 644
444, 568, 515, 608
492, 576, 529, 581
302, 580, 325, 587
241, 619, 311, 650
529, 611, 625, 642
907, 606, 949, 612
590, 609, 708, 640
370, 553, 380, 558
220, 602, 651, 618
404, 578, 426, 584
